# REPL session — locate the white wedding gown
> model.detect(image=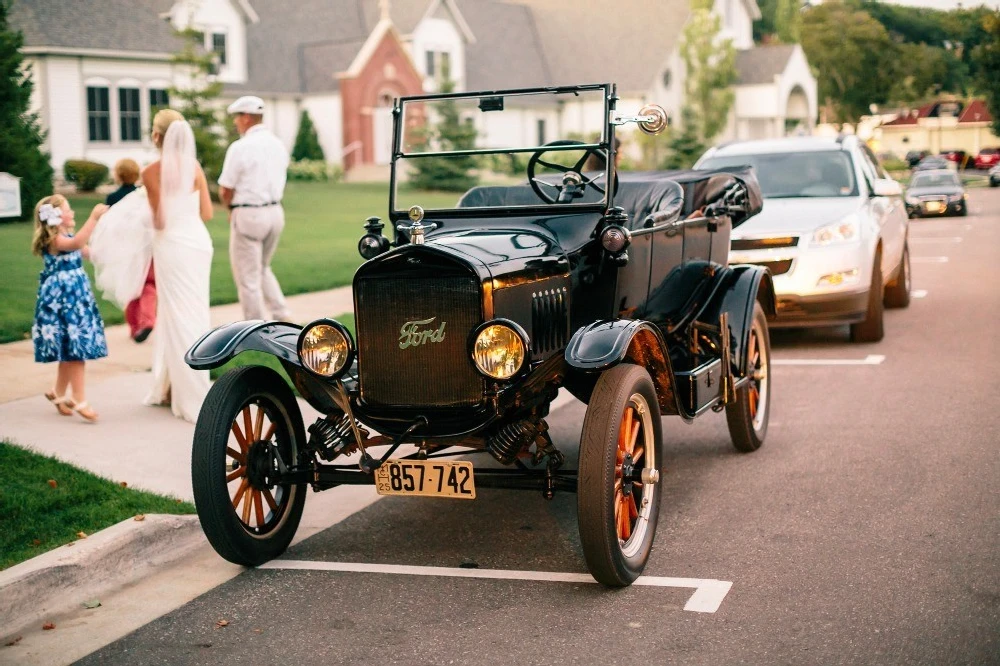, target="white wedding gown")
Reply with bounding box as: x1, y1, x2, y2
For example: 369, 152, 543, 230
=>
143, 190, 213, 423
